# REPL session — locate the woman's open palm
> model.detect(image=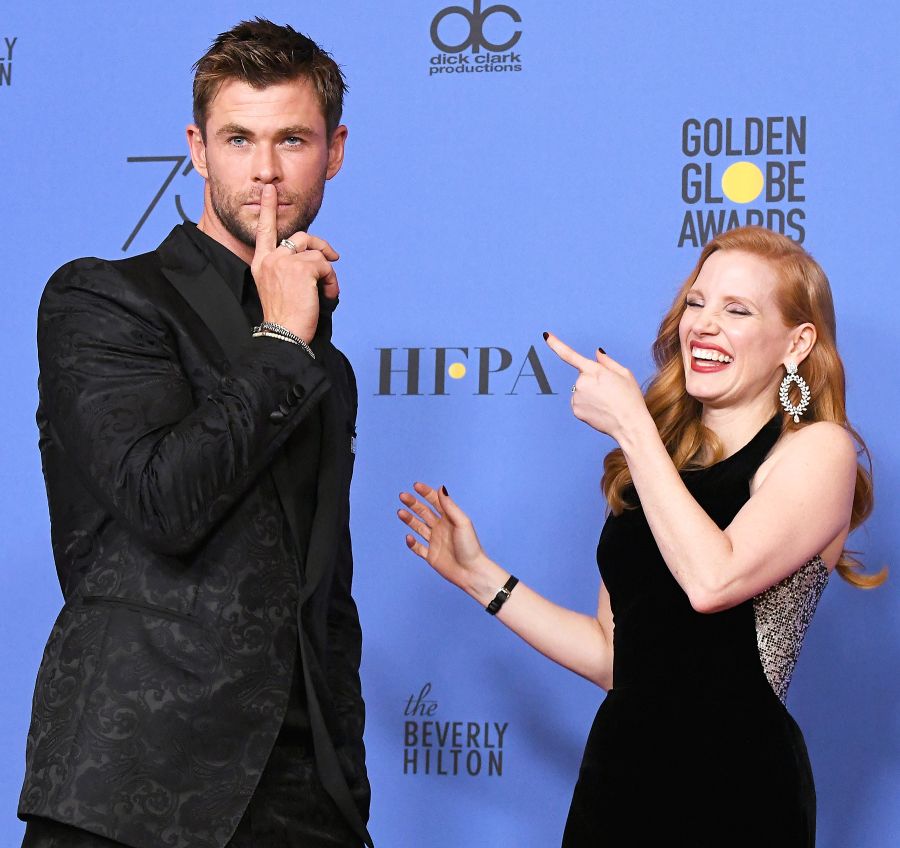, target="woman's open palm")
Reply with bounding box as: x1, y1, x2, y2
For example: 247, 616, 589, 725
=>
398, 483, 486, 590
